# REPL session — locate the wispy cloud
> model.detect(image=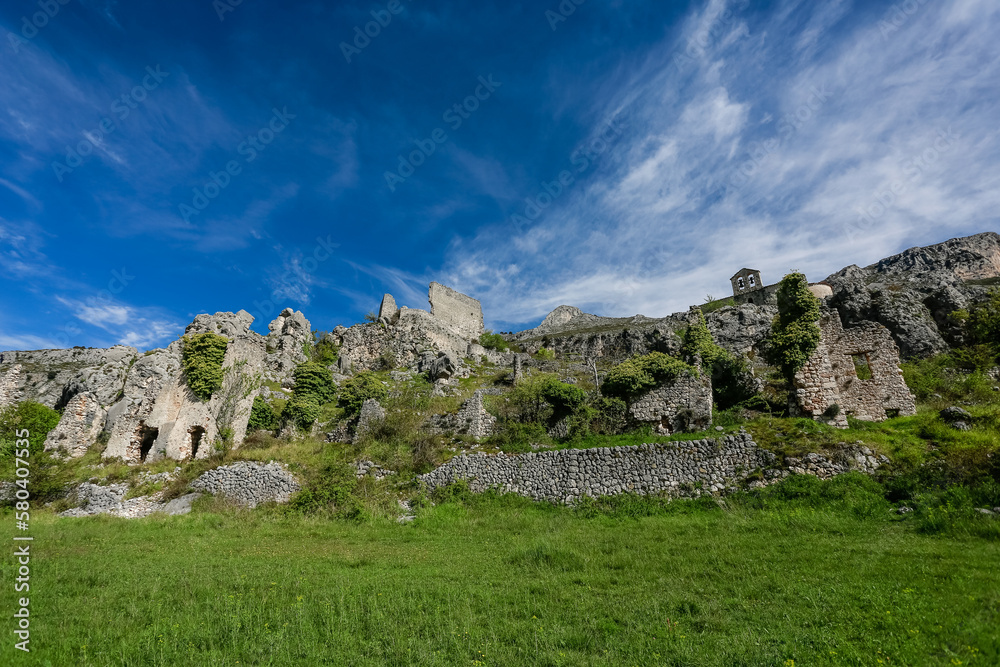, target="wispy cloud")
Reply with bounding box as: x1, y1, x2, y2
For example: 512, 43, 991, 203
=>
443, 0, 1000, 329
